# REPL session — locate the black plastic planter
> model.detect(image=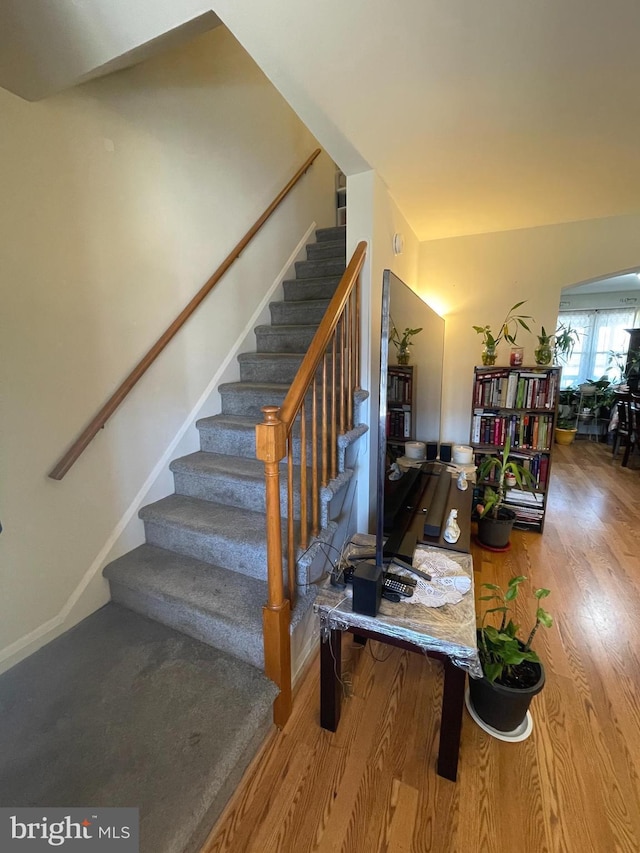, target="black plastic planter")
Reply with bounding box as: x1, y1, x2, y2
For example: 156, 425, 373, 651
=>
477, 507, 516, 549
468, 662, 545, 732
